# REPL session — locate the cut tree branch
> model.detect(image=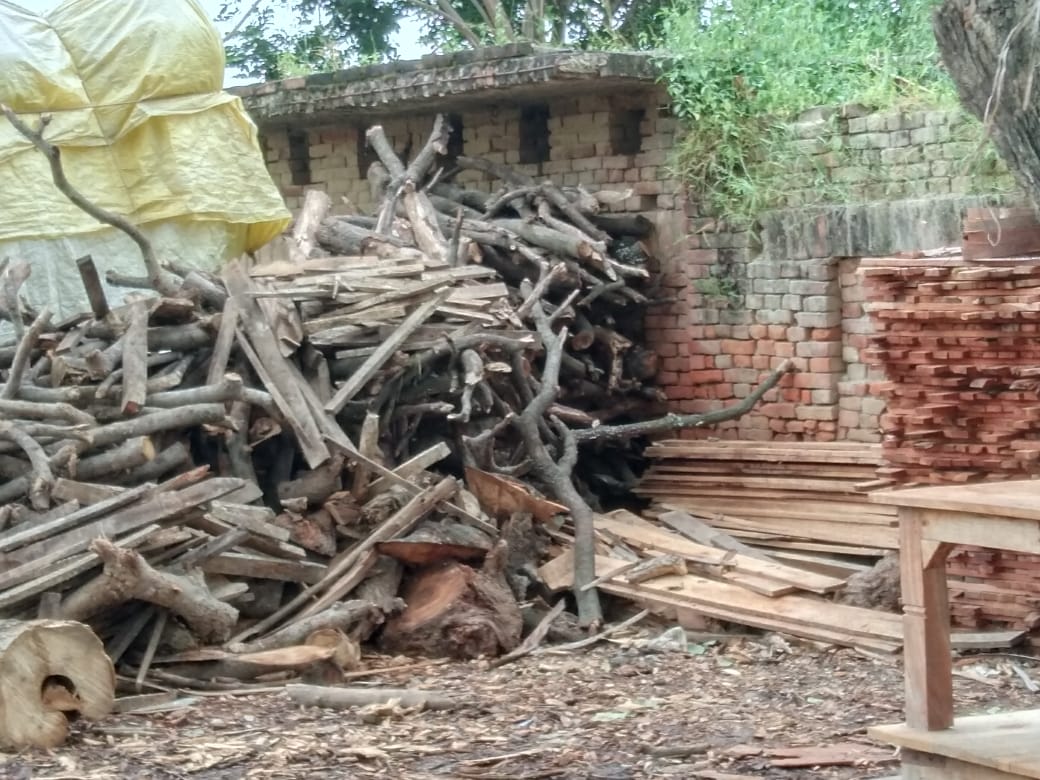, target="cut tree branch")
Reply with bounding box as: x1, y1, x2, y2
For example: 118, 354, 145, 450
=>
0, 104, 179, 296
